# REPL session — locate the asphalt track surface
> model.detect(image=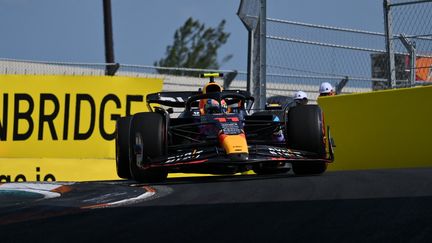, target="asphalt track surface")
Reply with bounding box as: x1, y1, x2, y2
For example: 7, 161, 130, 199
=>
2, 168, 432, 242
